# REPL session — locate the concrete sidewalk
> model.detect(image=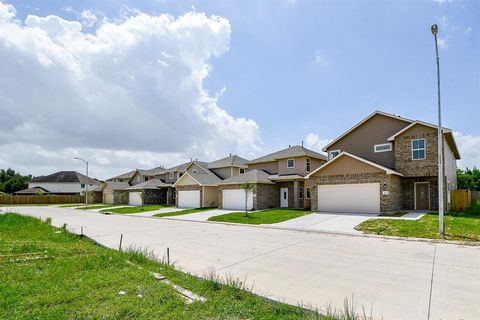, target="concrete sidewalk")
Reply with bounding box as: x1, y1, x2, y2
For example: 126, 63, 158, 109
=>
163, 209, 238, 221
7, 206, 480, 320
